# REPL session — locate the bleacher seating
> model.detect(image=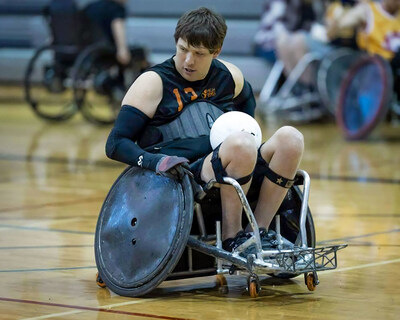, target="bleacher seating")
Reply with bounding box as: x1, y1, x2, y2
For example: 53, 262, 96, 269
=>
0, 0, 270, 92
